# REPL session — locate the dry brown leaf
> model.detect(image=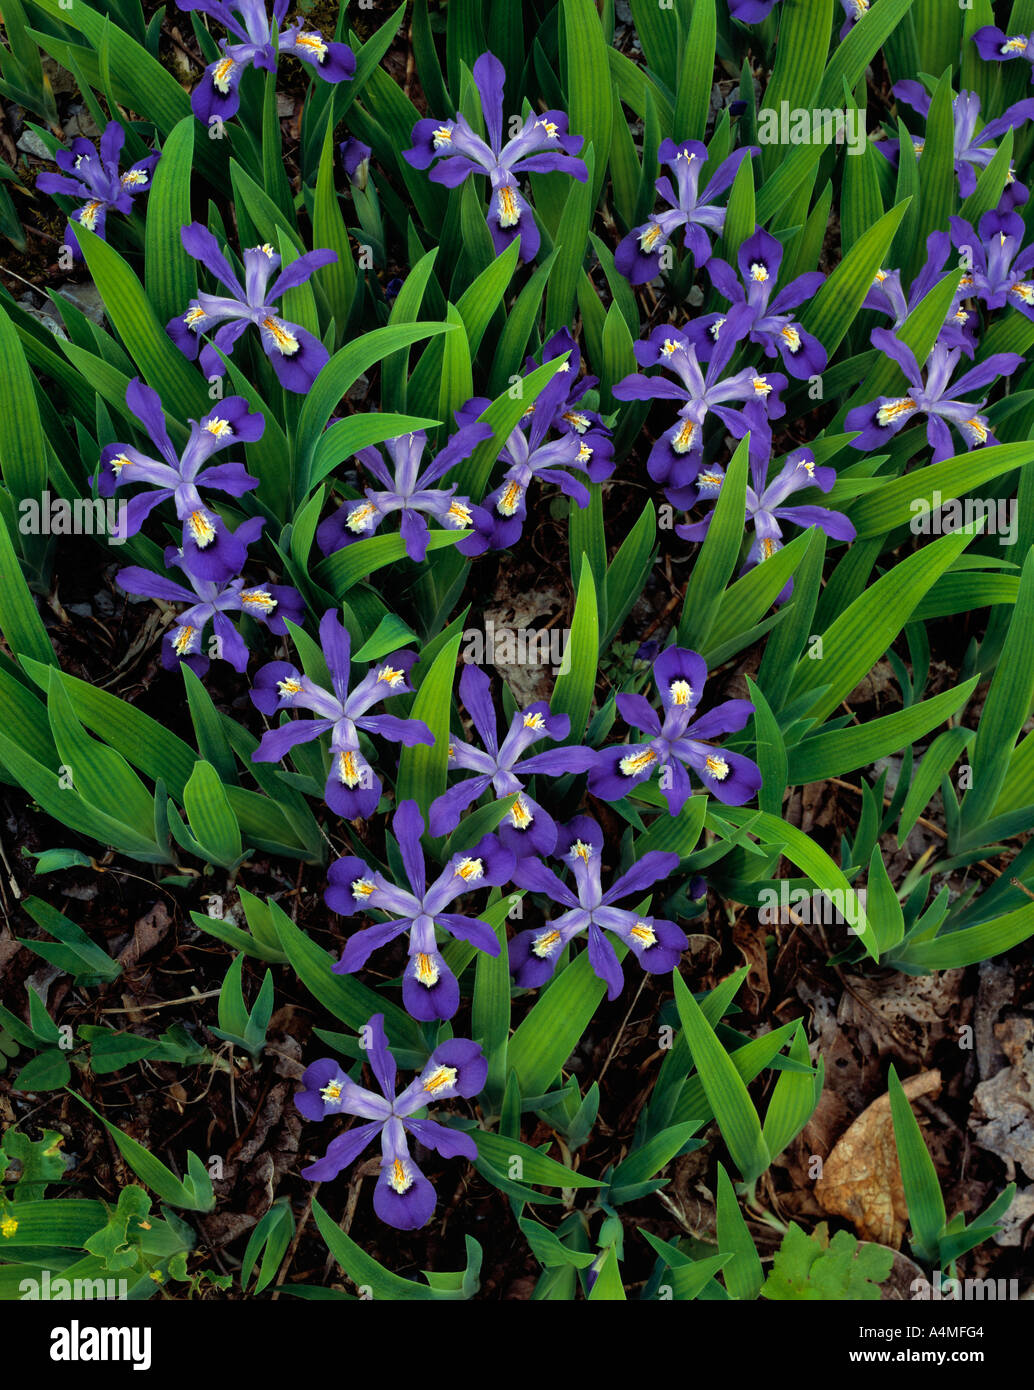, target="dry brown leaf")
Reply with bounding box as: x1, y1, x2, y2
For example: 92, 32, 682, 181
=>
732, 917, 770, 1015
970, 1016, 1034, 1181
117, 901, 171, 970
815, 1069, 942, 1248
